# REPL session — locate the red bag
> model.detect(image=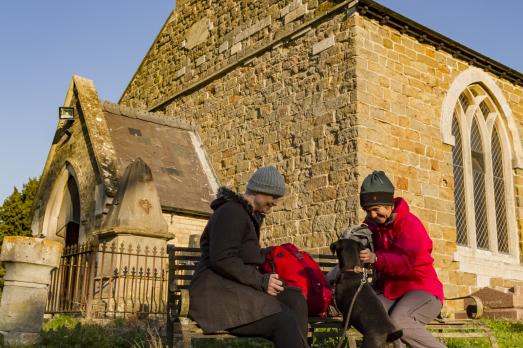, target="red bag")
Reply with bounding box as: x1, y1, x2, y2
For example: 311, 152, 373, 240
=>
260, 243, 332, 317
